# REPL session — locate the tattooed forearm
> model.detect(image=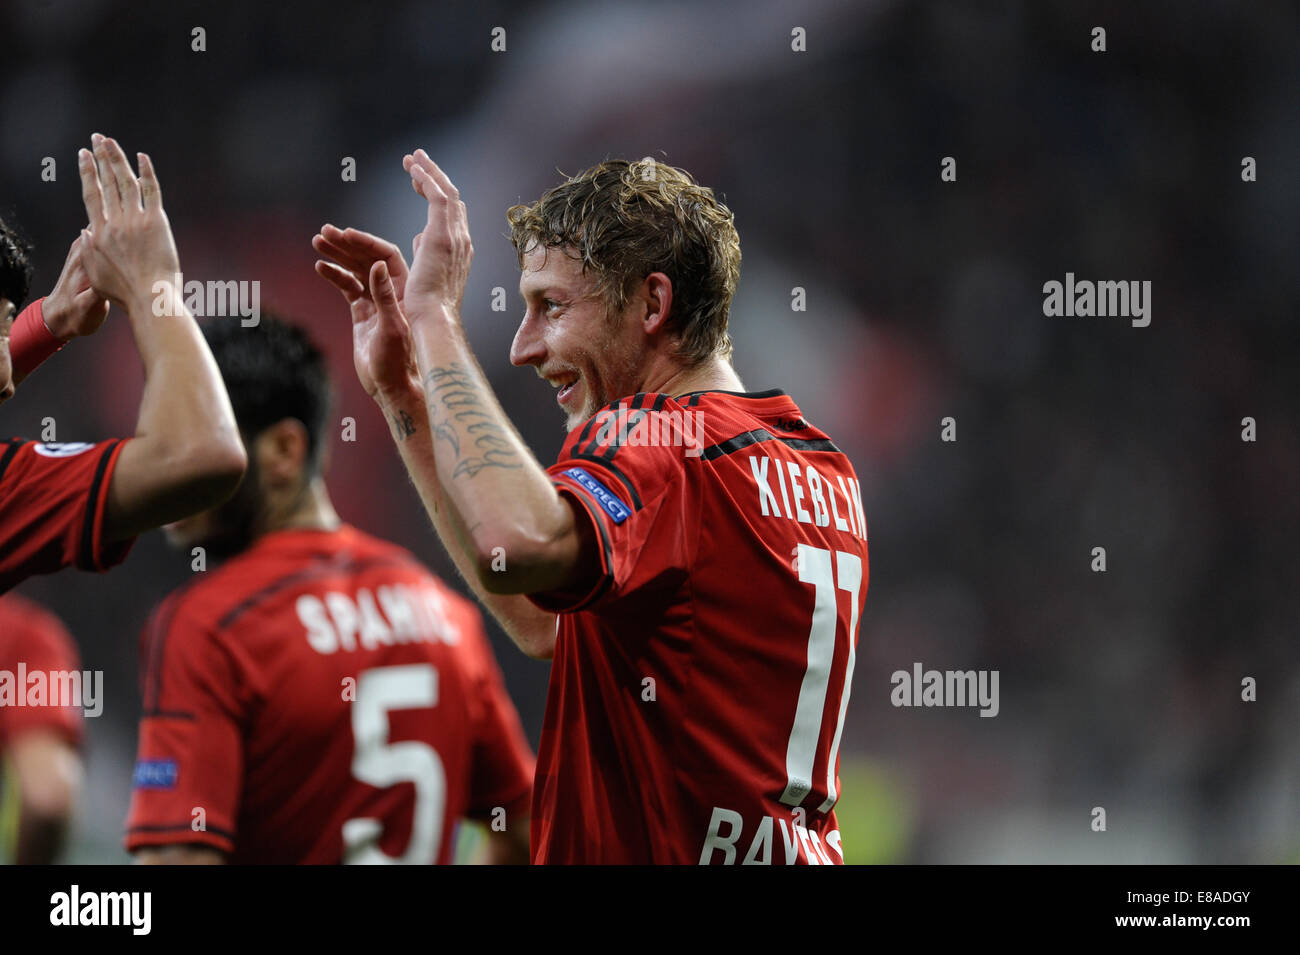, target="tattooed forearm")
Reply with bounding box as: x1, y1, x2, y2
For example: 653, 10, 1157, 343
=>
424, 362, 522, 477
389, 408, 418, 442
431, 418, 460, 456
